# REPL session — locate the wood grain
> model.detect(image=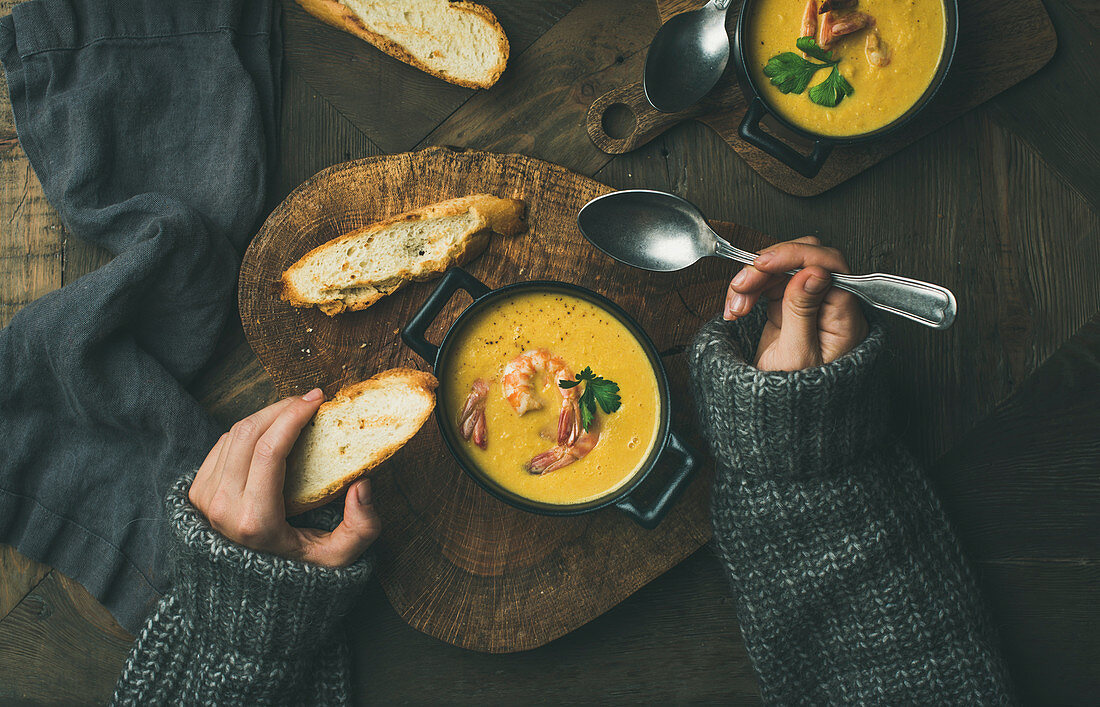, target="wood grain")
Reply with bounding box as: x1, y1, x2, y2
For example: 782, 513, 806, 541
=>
985, 0, 1100, 211
347, 547, 762, 704
596, 110, 1100, 462
0, 569, 130, 704
935, 315, 1100, 702
0, 545, 49, 621
0, 142, 66, 328
586, 0, 1058, 197
421, 0, 662, 175
238, 146, 774, 652
282, 0, 584, 153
